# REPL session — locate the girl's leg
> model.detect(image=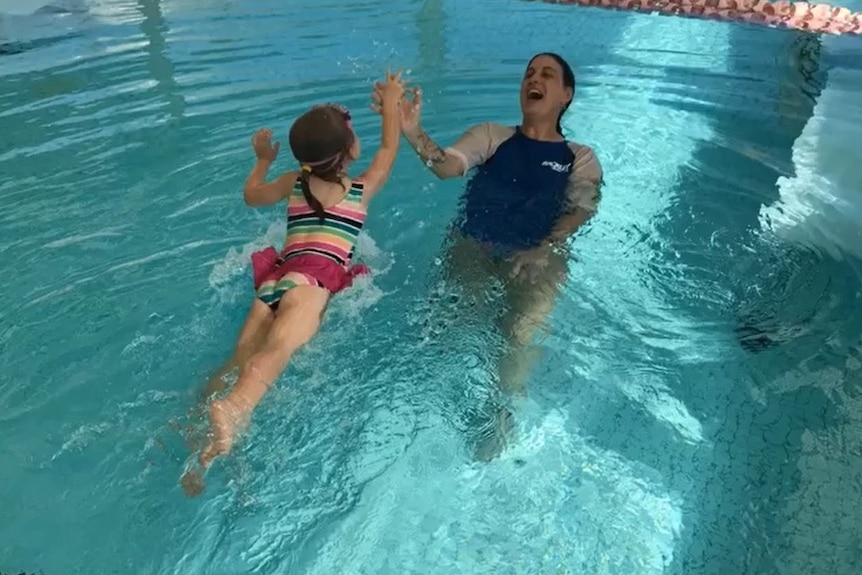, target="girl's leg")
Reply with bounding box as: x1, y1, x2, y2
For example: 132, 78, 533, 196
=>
182, 299, 274, 453
198, 299, 274, 403
198, 284, 330, 469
